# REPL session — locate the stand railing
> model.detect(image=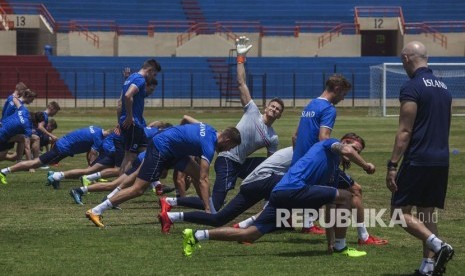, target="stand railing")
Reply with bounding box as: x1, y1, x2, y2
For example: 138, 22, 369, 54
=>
354, 6, 405, 34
